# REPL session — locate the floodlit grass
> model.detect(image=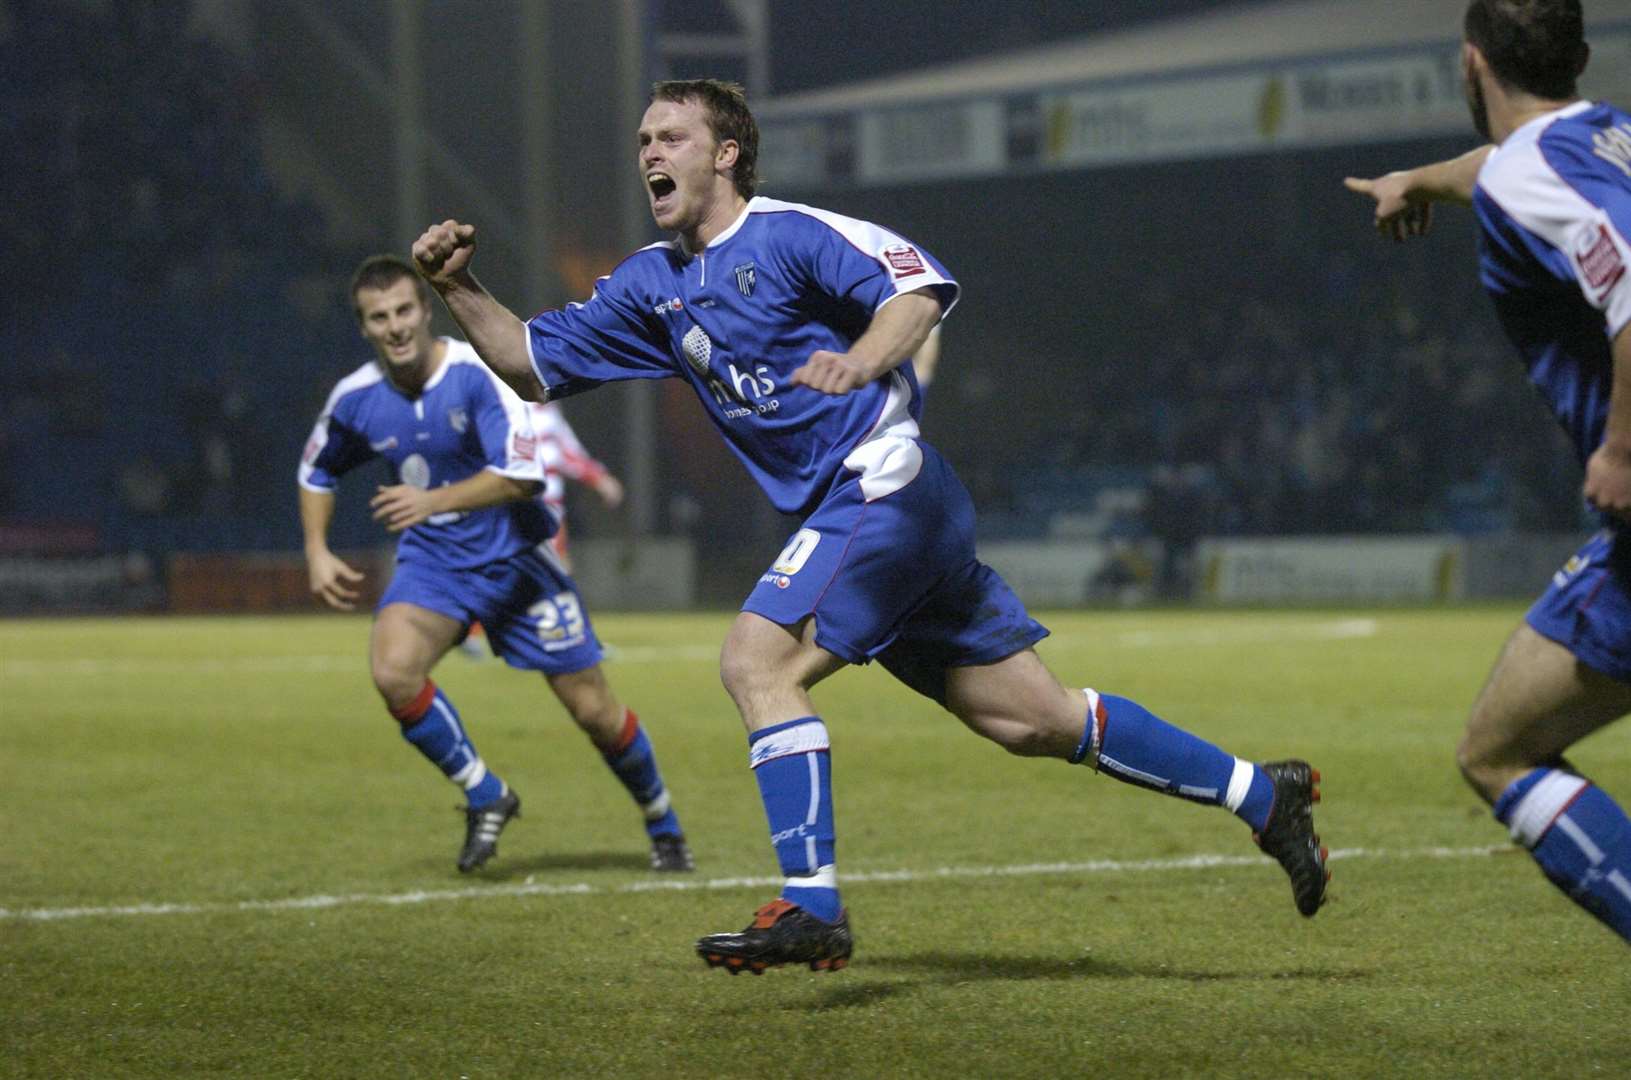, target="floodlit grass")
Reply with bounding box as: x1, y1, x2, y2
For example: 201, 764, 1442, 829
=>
4, 608, 1628, 1078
